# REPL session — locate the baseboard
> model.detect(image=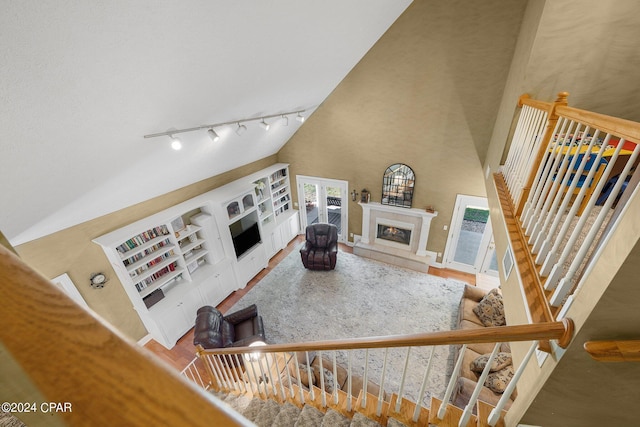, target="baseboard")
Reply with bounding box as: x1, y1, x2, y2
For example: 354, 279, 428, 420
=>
425, 250, 443, 268
137, 334, 153, 346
